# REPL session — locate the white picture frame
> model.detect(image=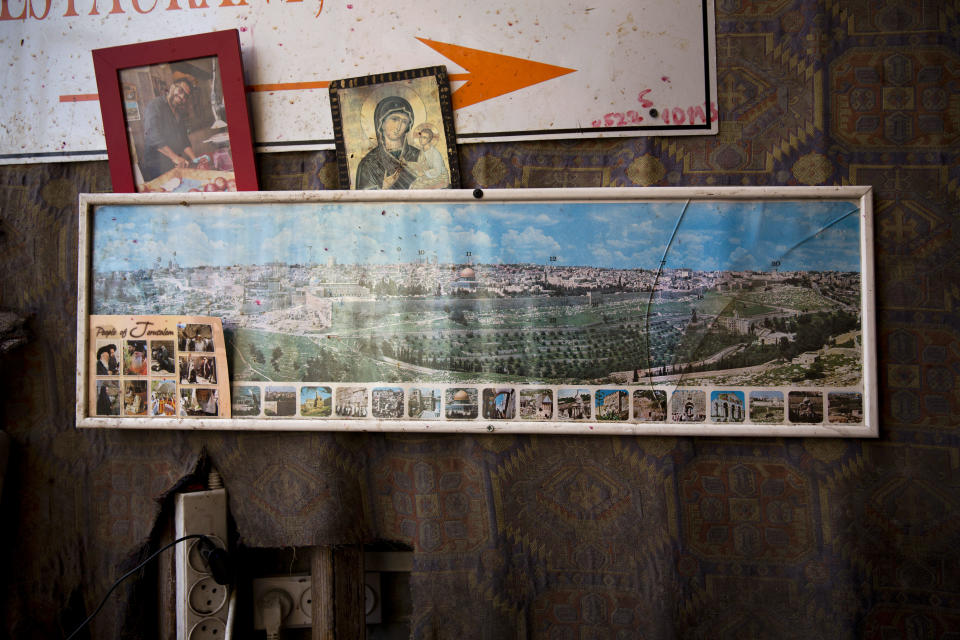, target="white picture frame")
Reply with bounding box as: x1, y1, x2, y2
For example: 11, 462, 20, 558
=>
77, 186, 876, 436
